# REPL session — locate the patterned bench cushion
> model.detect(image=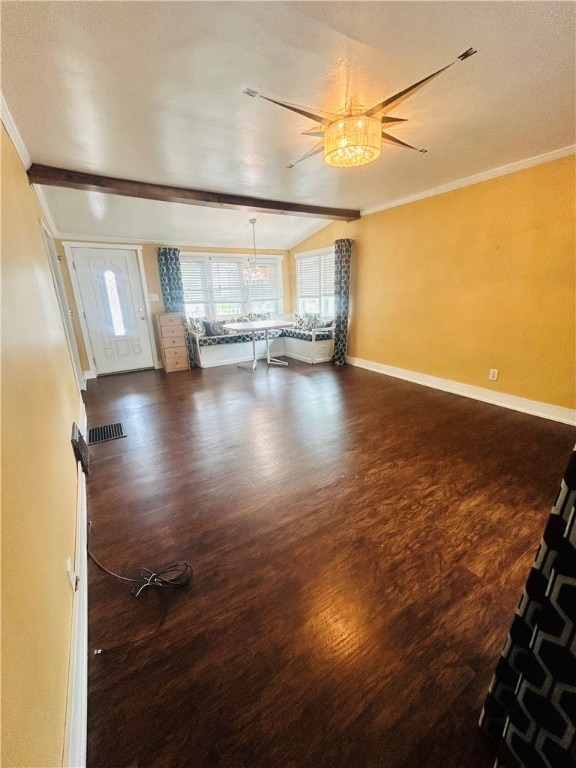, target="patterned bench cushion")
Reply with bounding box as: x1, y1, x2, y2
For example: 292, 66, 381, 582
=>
197, 329, 283, 346
188, 312, 272, 338
282, 329, 333, 341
